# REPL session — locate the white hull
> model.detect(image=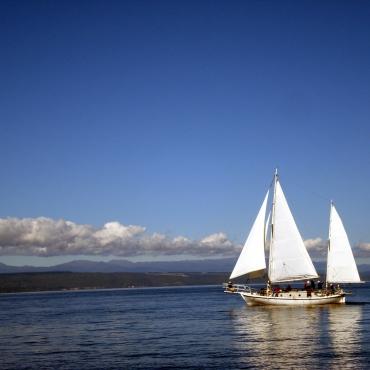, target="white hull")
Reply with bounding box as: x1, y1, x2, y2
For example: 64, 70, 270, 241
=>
240, 290, 345, 306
